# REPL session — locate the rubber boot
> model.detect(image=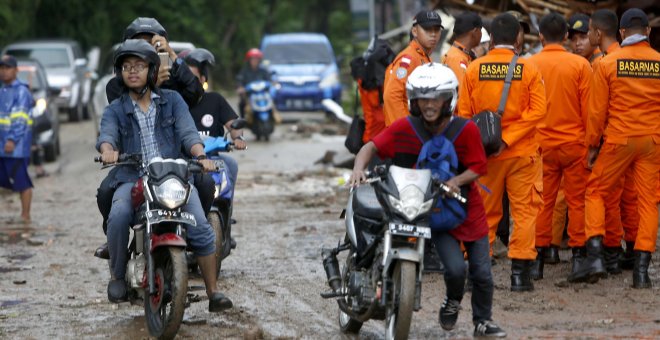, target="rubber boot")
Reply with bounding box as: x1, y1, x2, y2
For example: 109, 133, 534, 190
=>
632, 251, 652, 289
620, 241, 635, 270
544, 245, 560, 264
567, 236, 606, 283
511, 259, 534, 292
530, 247, 545, 280
603, 246, 623, 275
570, 247, 585, 276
